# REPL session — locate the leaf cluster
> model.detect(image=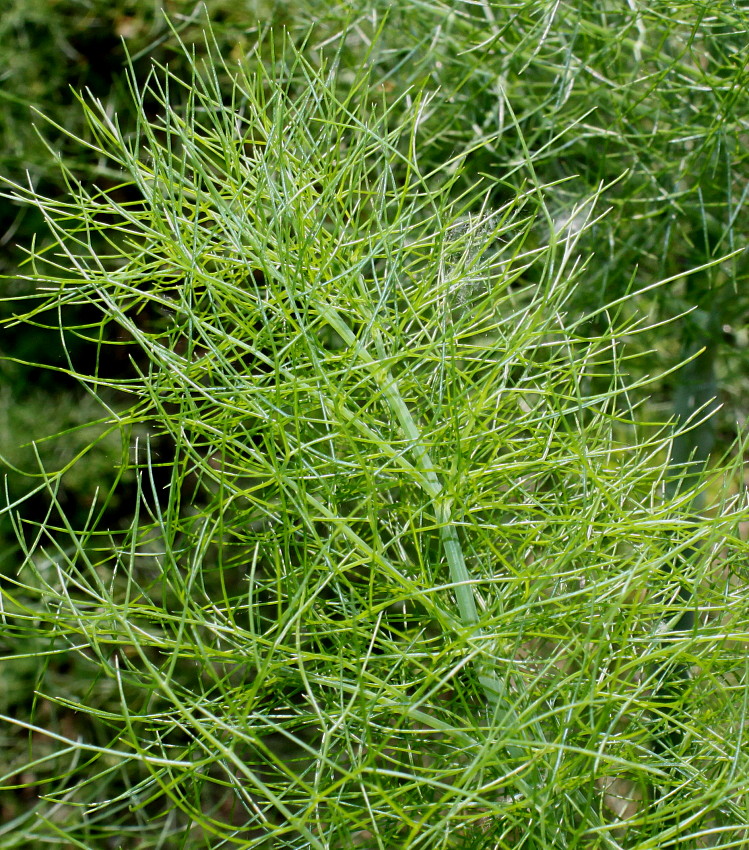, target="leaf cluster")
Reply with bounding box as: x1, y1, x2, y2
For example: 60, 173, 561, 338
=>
1, 6, 748, 850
